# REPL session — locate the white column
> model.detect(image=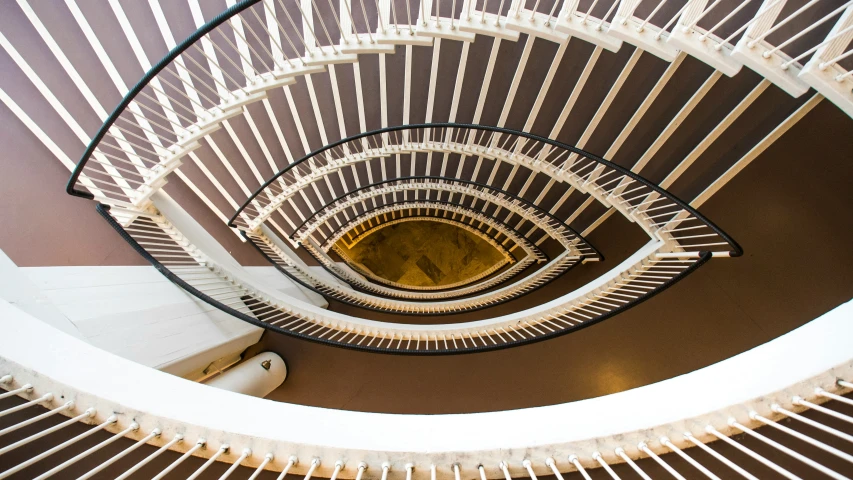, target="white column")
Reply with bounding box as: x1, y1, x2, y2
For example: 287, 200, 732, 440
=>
203, 352, 287, 398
